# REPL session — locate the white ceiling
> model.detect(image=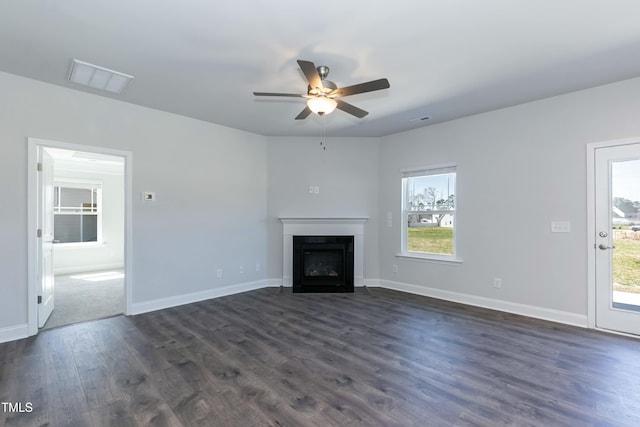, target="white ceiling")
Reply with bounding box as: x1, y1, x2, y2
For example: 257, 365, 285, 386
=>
2, 1, 640, 137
